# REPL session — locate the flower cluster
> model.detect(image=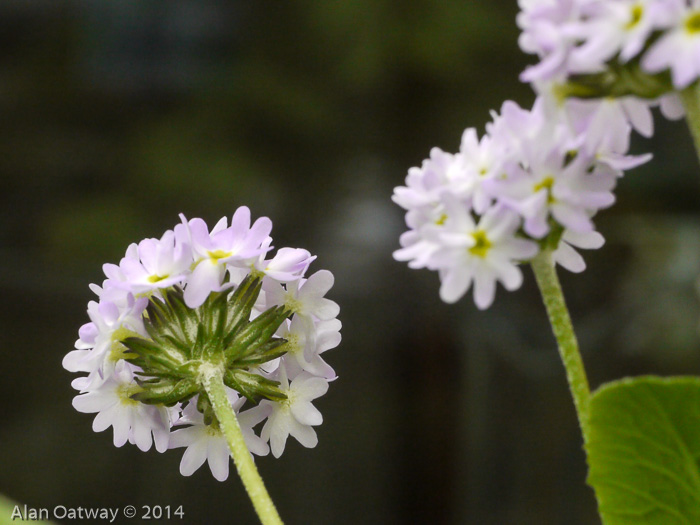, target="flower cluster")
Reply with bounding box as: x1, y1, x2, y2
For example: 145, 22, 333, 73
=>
64, 207, 341, 481
393, 95, 650, 308
518, 0, 700, 106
